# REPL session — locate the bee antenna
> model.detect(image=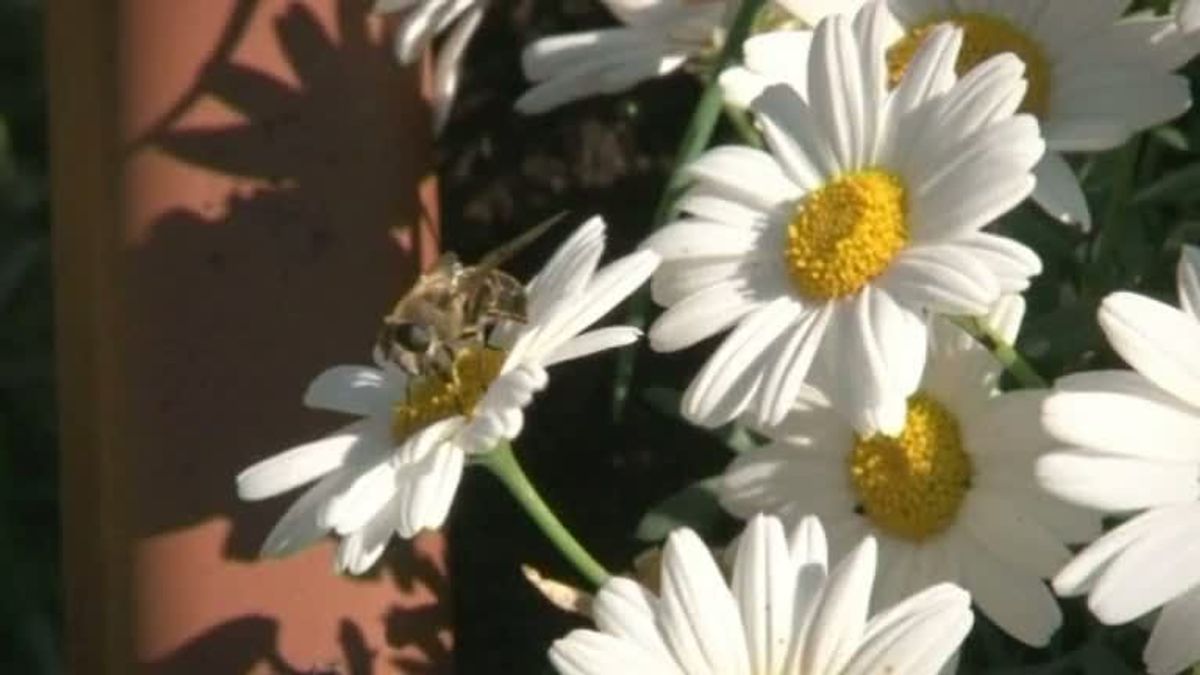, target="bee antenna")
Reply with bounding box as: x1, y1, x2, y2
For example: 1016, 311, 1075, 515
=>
476, 211, 570, 272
